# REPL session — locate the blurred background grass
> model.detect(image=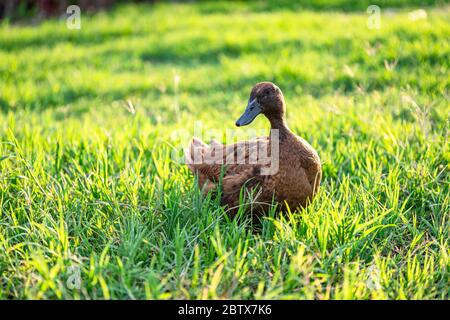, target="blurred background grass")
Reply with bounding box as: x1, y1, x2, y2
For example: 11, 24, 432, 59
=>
0, 0, 449, 299
1, 0, 449, 20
